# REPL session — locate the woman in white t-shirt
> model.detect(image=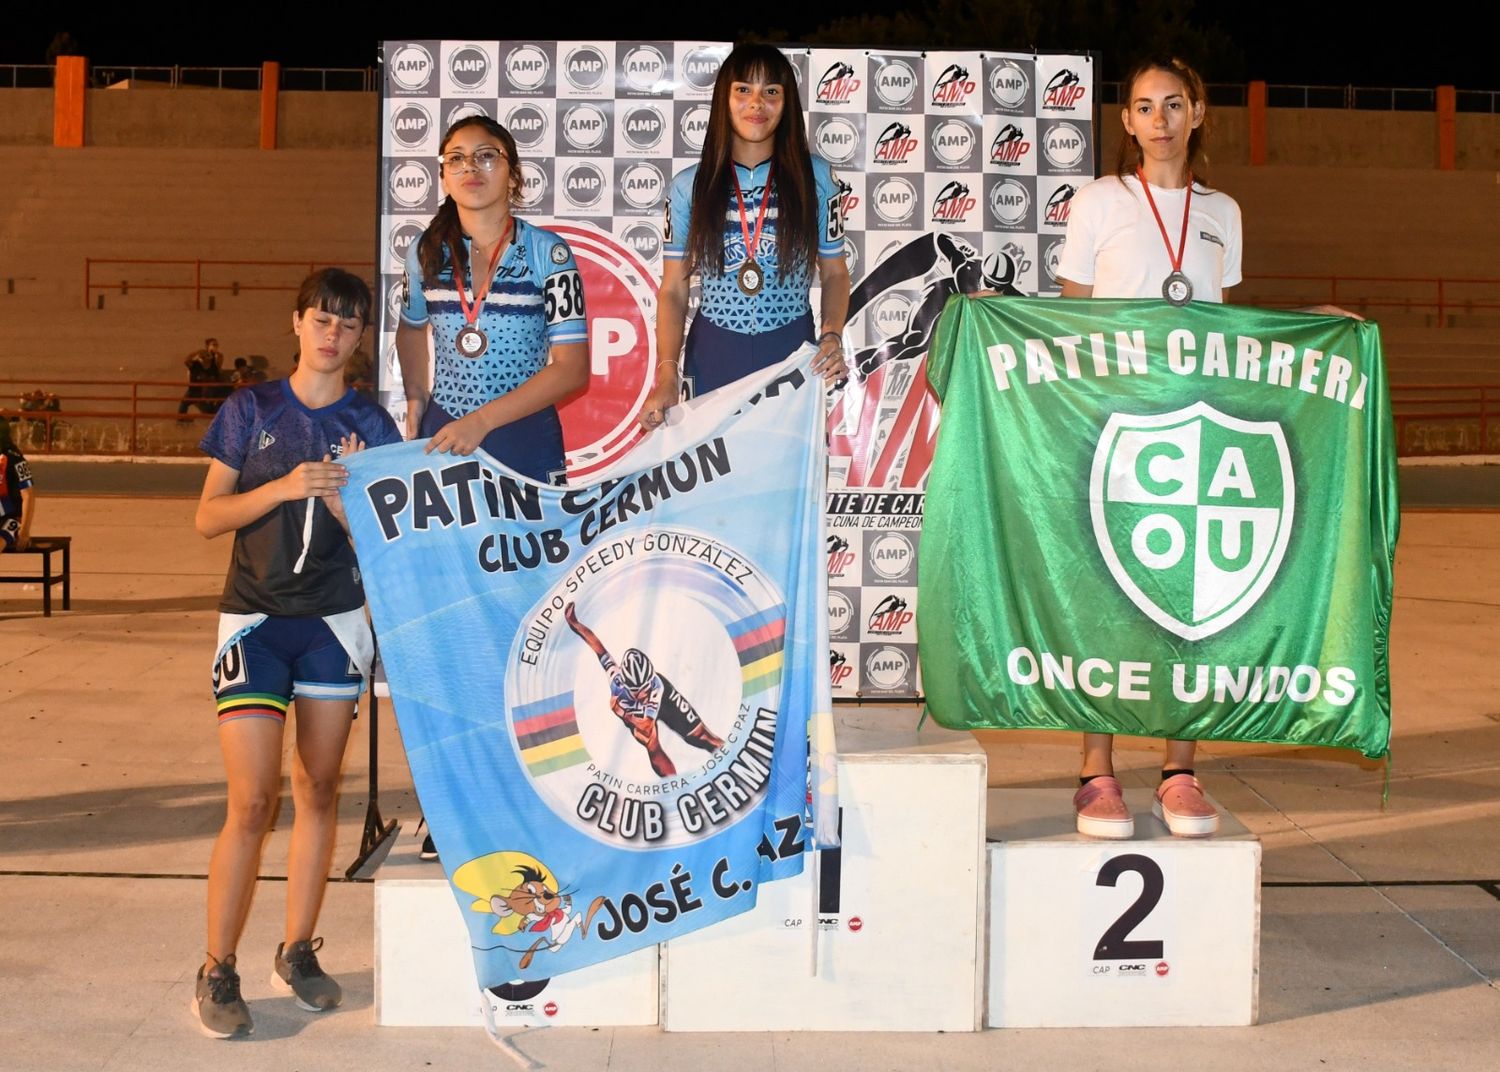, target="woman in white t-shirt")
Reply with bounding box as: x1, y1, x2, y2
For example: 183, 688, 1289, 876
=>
1056, 56, 1233, 842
